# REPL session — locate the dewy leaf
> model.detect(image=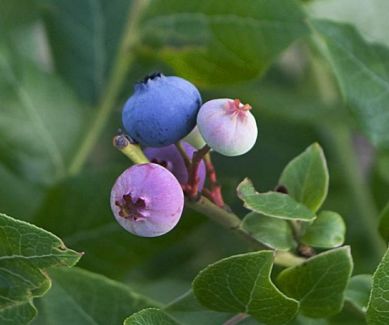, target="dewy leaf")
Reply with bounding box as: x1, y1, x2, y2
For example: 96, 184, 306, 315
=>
193, 251, 299, 325
278, 143, 329, 212
0, 44, 85, 185
0, 213, 81, 325
42, 0, 132, 104
237, 178, 316, 221
33, 267, 154, 325
367, 247, 389, 325
312, 20, 389, 149
378, 201, 389, 241
301, 211, 346, 248
140, 0, 309, 87
277, 247, 353, 318
241, 212, 296, 251
345, 274, 372, 313
125, 308, 178, 325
